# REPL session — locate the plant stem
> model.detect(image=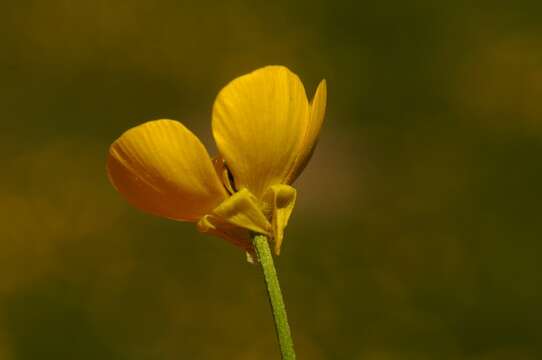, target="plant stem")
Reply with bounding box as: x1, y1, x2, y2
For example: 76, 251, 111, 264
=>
251, 234, 296, 360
